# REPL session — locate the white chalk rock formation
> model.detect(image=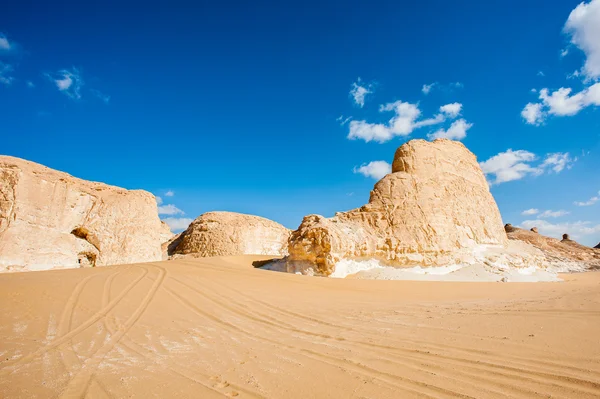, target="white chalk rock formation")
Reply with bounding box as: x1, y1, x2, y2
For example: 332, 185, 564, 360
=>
170, 211, 290, 257
286, 139, 508, 276
0, 156, 165, 272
